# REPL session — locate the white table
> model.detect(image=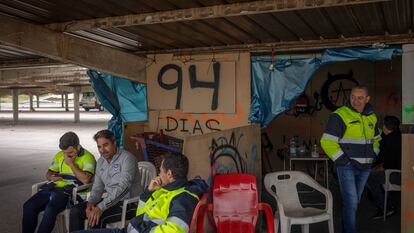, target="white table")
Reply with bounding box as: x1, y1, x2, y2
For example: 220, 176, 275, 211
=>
286, 155, 330, 189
